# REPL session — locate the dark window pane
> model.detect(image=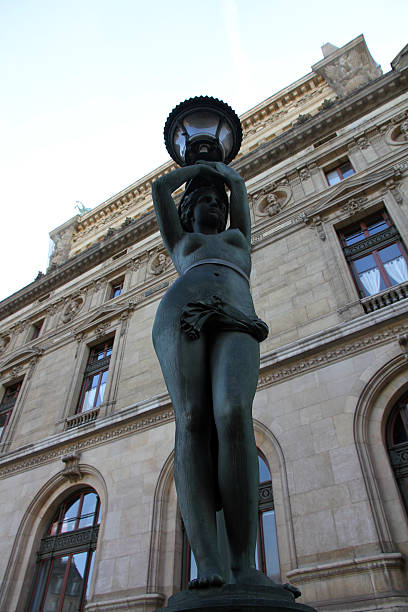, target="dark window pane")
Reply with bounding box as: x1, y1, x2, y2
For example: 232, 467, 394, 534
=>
29, 559, 51, 611
339, 162, 354, 178
0, 411, 11, 440
344, 229, 365, 245
393, 412, 408, 445
366, 219, 388, 235
258, 456, 271, 483
85, 552, 95, 600
43, 556, 69, 612
61, 552, 88, 611
262, 510, 280, 582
